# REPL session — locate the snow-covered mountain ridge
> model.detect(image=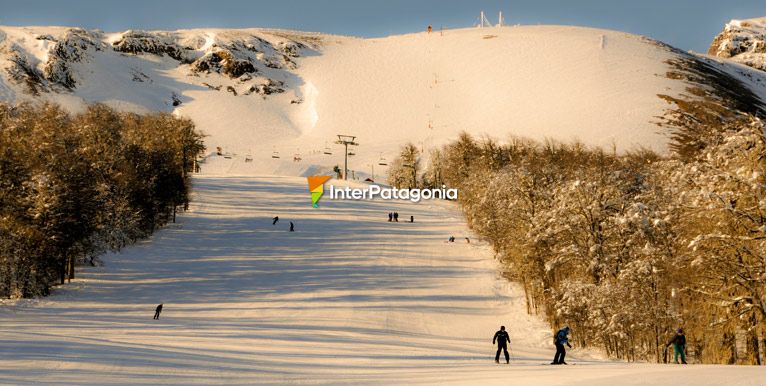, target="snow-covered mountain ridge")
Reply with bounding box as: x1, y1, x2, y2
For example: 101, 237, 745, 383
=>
0, 26, 316, 99
709, 17, 766, 72
1, 25, 765, 177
